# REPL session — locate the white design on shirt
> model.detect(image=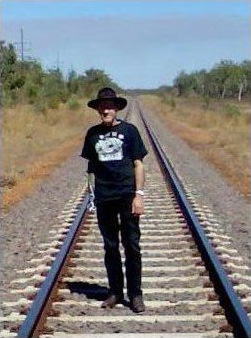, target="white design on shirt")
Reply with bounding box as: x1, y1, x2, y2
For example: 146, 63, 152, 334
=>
95, 135, 124, 162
